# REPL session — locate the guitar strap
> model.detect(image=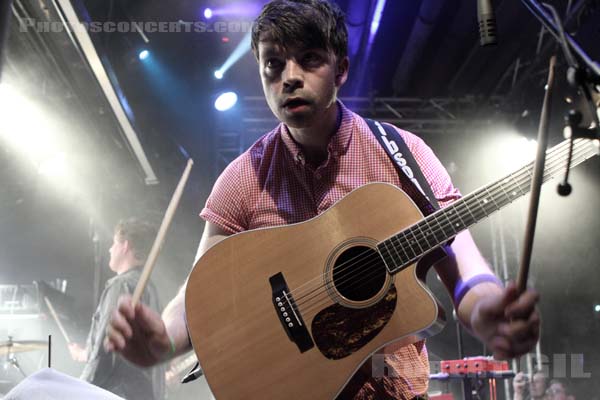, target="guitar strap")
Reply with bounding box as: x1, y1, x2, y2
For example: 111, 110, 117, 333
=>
365, 118, 440, 215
